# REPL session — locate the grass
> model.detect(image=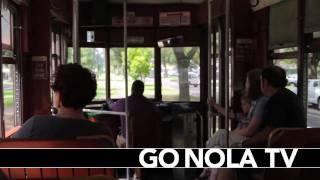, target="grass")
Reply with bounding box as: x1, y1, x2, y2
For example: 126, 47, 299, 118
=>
89, 73, 201, 101
4, 90, 14, 107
